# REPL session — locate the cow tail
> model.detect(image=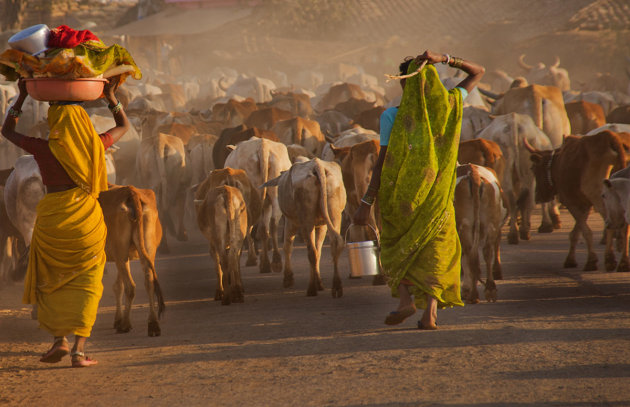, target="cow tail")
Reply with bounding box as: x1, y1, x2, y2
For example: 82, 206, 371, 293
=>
610, 132, 626, 173
468, 166, 482, 256
129, 186, 165, 318
534, 93, 544, 130
260, 139, 270, 205
314, 160, 342, 245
